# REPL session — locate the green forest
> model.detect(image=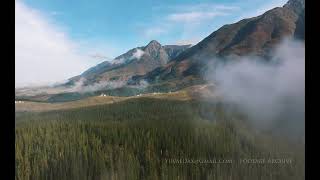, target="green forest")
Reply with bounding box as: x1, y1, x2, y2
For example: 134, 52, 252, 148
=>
15, 98, 304, 180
